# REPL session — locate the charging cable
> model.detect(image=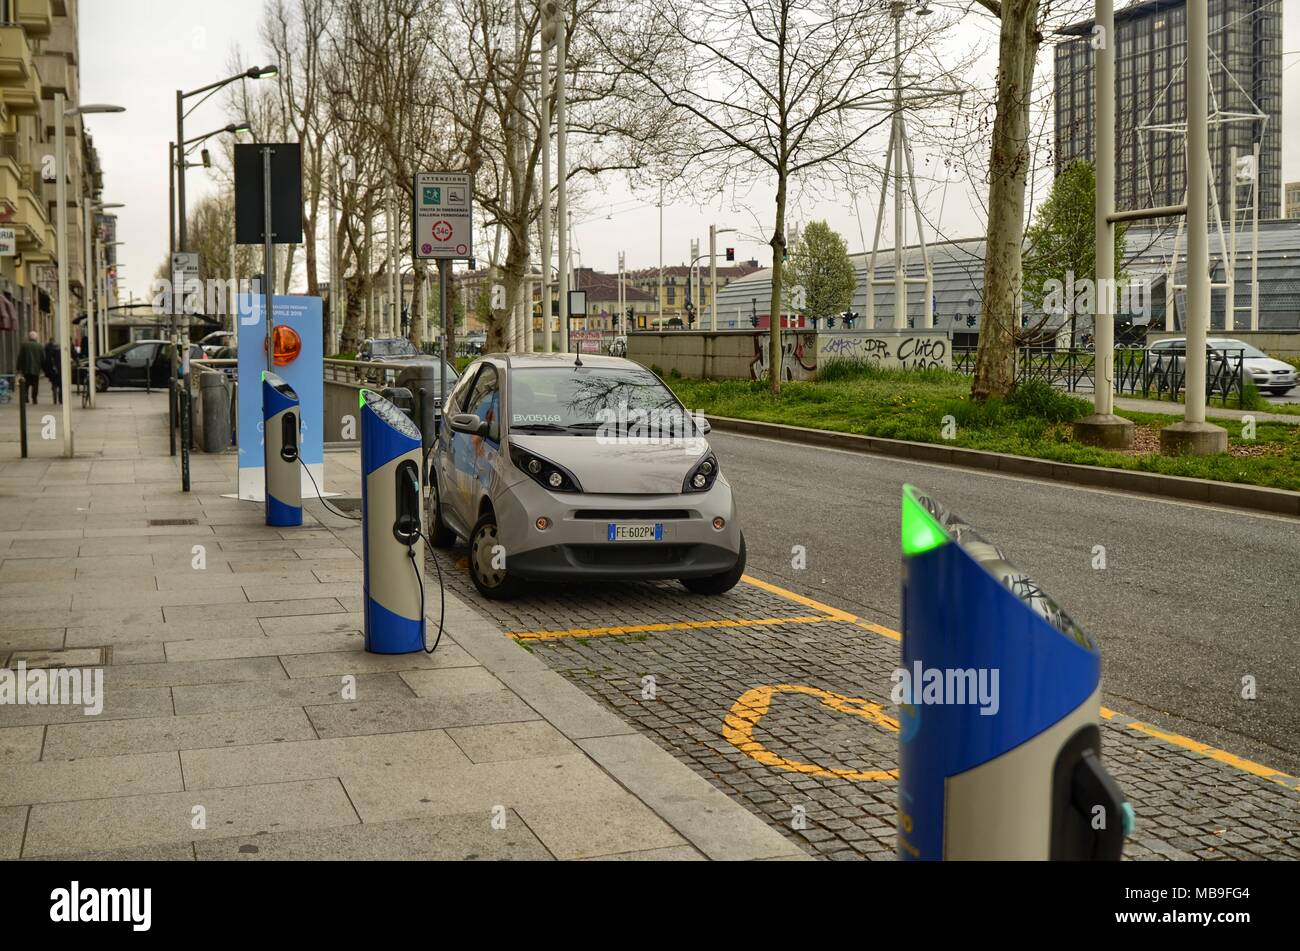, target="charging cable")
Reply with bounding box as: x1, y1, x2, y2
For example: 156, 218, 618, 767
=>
299, 457, 362, 522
